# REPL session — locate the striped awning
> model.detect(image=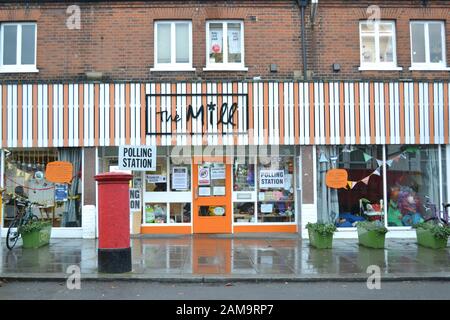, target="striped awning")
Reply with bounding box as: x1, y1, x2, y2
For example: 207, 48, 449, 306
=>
0, 81, 449, 148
